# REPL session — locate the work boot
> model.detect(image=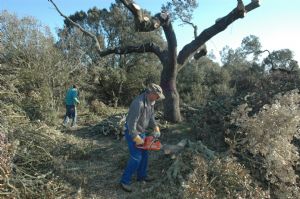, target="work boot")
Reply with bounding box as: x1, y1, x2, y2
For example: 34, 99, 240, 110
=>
62, 121, 68, 127
70, 125, 78, 129
139, 176, 155, 183
120, 183, 132, 192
